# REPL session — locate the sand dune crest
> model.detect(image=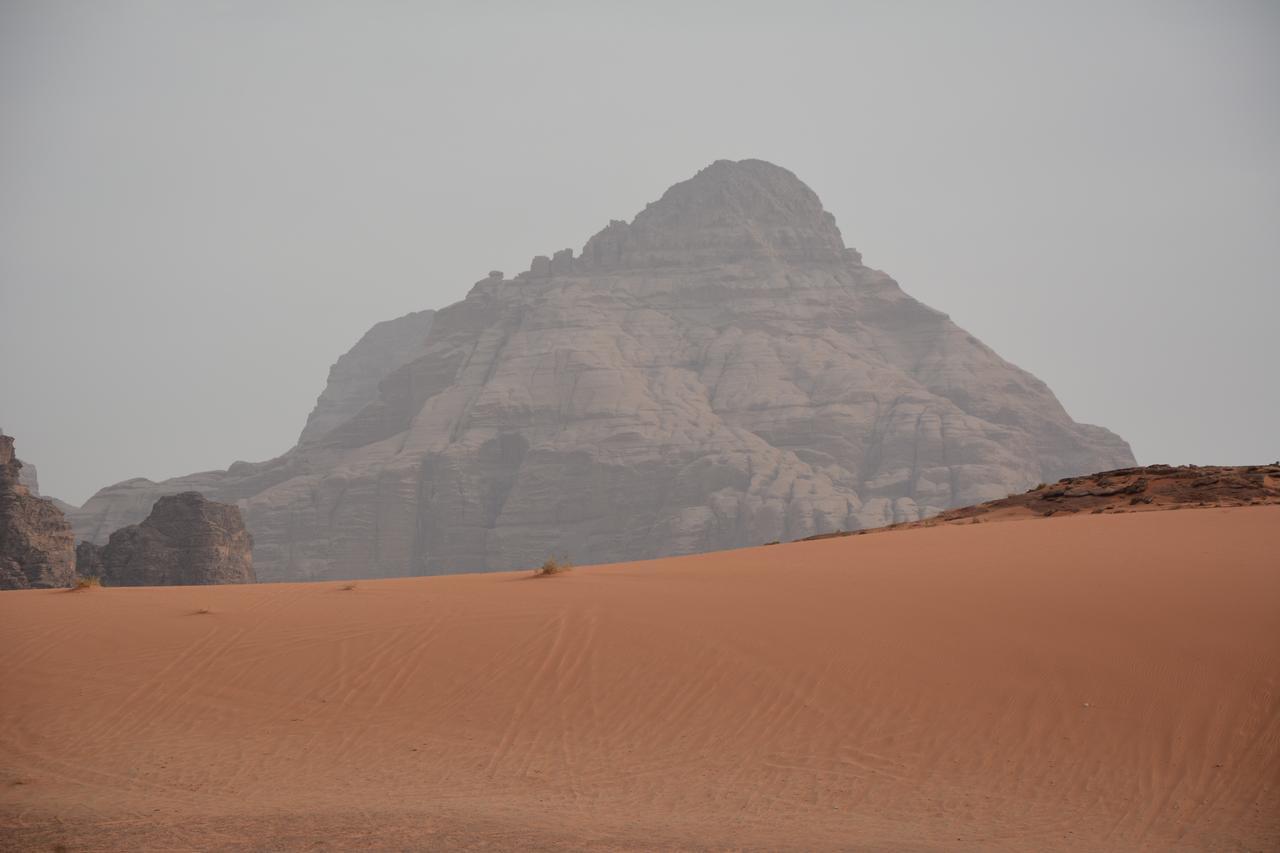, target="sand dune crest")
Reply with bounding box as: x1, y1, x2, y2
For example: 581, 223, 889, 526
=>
2, 507, 1277, 850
